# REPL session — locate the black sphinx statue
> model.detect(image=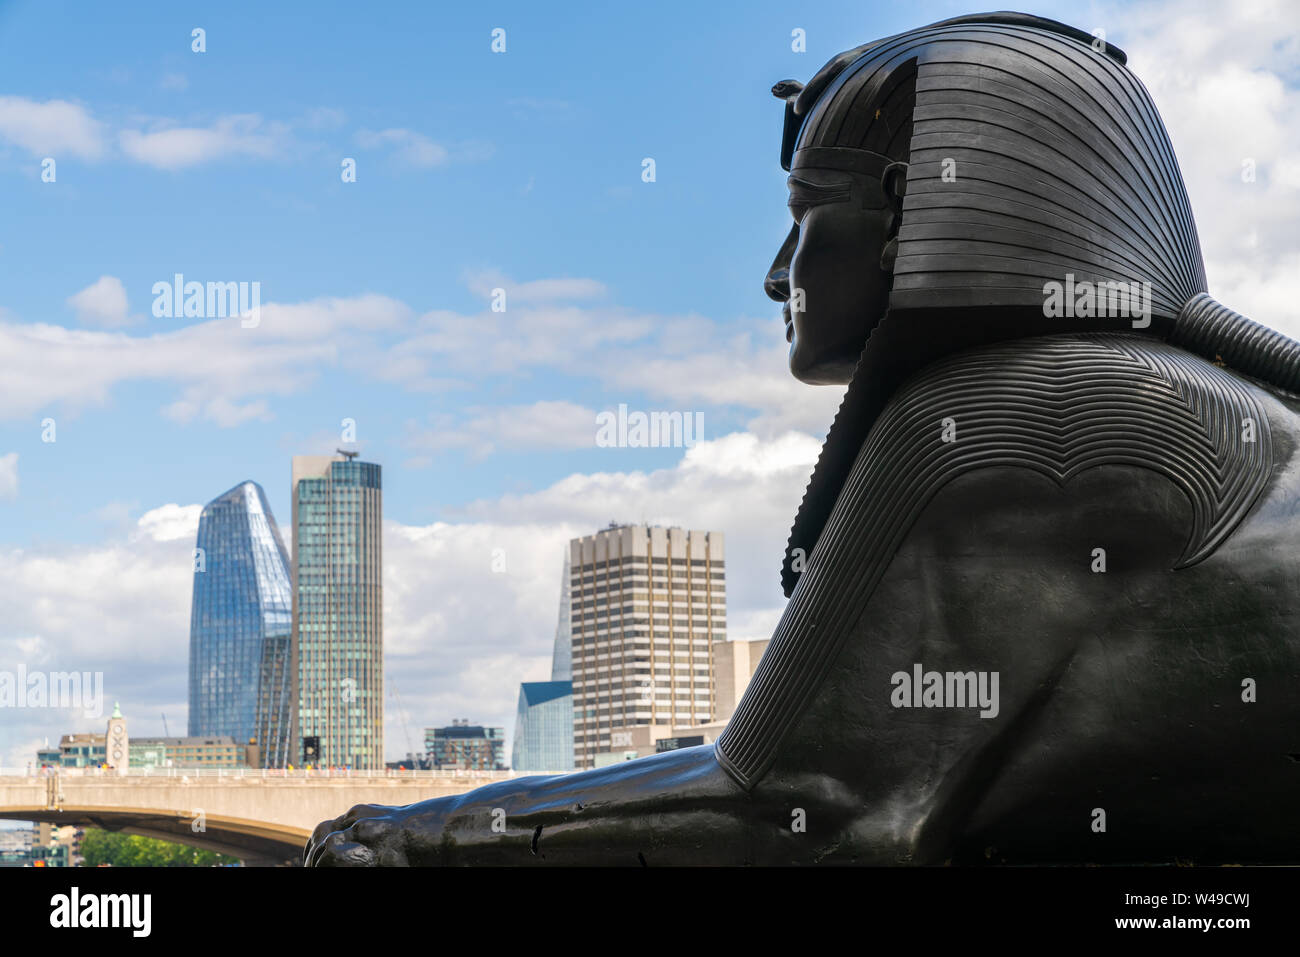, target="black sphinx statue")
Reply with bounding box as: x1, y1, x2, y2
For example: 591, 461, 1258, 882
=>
308, 12, 1300, 865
